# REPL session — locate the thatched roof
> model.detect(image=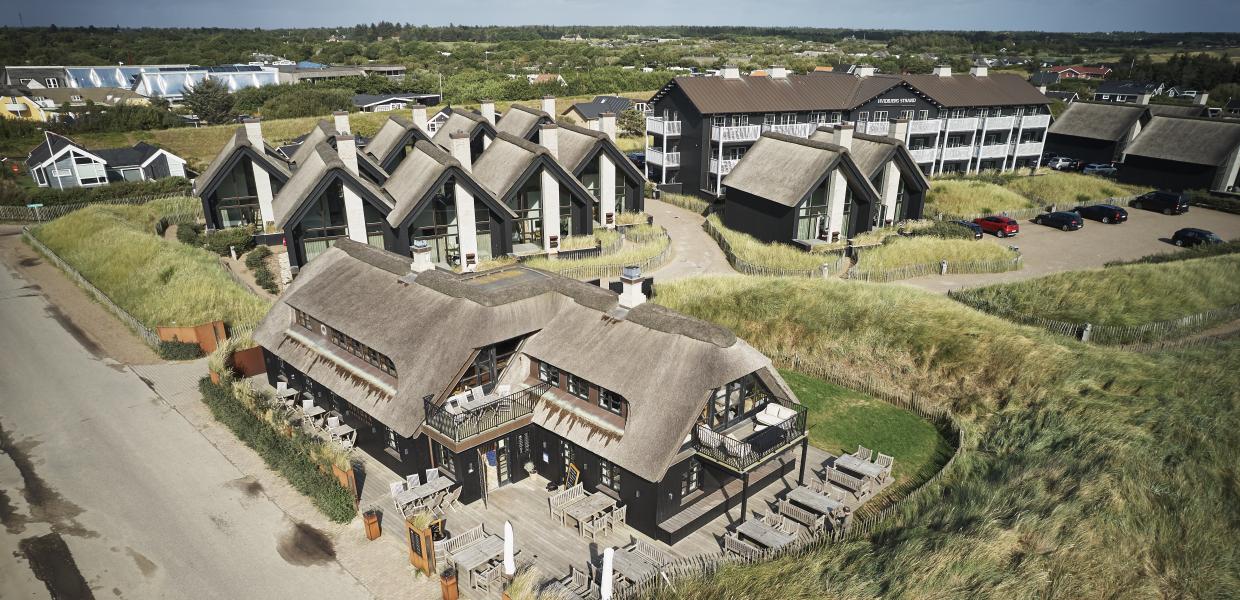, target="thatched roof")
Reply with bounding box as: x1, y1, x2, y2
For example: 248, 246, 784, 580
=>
552, 120, 645, 182
364, 115, 430, 167
724, 132, 848, 207
382, 141, 514, 227
1124, 116, 1240, 167
430, 109, 495, 146
253, 241, 794, 481
270, 142, 393, 229
193, 127, 290, 197
496, 103, 552, 139
1048, 102, 1147, 142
